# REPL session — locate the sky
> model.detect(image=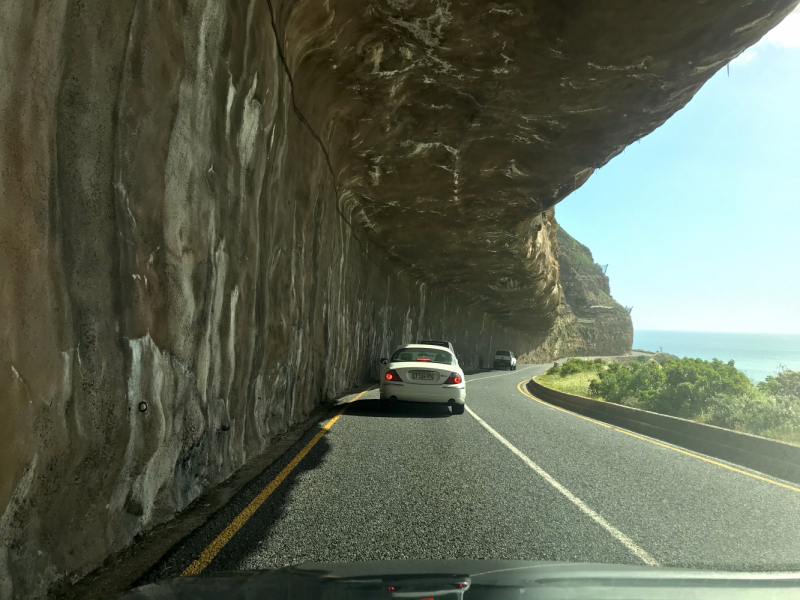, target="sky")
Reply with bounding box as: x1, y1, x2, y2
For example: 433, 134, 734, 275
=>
556, 7, 800, 335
